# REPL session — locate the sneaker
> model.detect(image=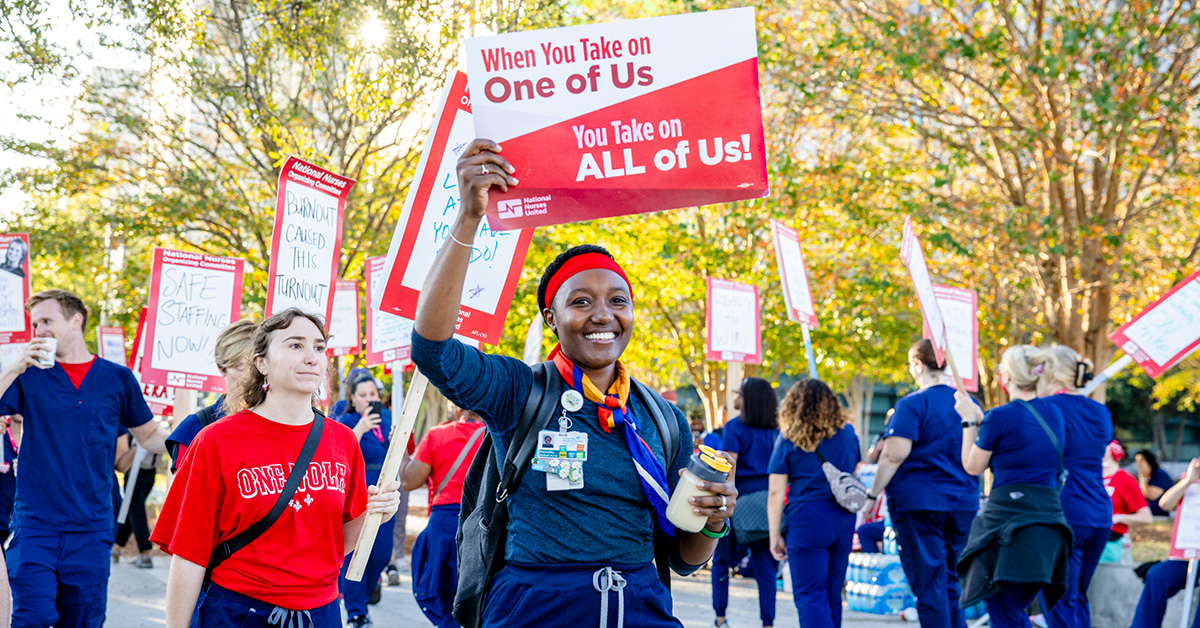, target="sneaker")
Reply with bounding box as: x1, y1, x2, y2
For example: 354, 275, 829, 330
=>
368, 579, 382, 605
1030, 614, 1048, 628
713, 621, 732, 628
385, 564, 400, 587
132, 555, 153, 569
345, 616, 371, 628
111, 548, 120, 564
